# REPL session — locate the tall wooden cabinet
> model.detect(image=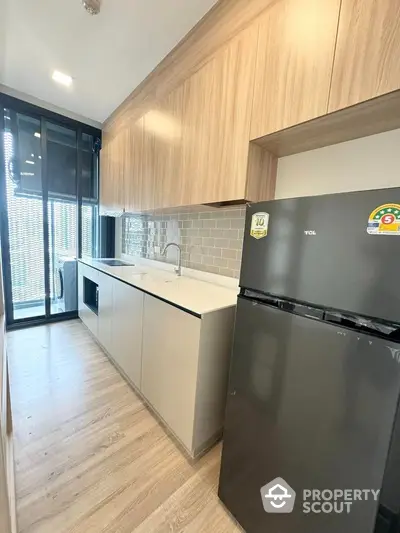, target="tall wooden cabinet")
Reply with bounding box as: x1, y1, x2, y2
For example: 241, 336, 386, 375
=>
250, 0, 341, 139
100, 129, 128, 213
140, 115, 156, 211
182, 24, 259, 205
329, 0, 400, 112
153, 86, 188, 209
125, 116, 157, 213
124, 117, 143, 213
